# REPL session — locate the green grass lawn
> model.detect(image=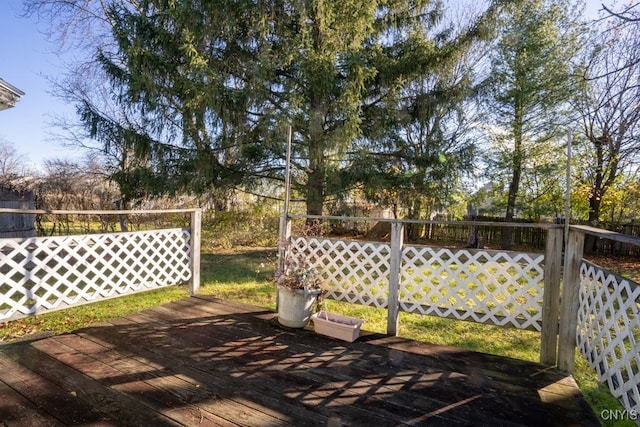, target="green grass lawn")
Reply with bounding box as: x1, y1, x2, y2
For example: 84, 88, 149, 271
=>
0, 247, 633, 426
